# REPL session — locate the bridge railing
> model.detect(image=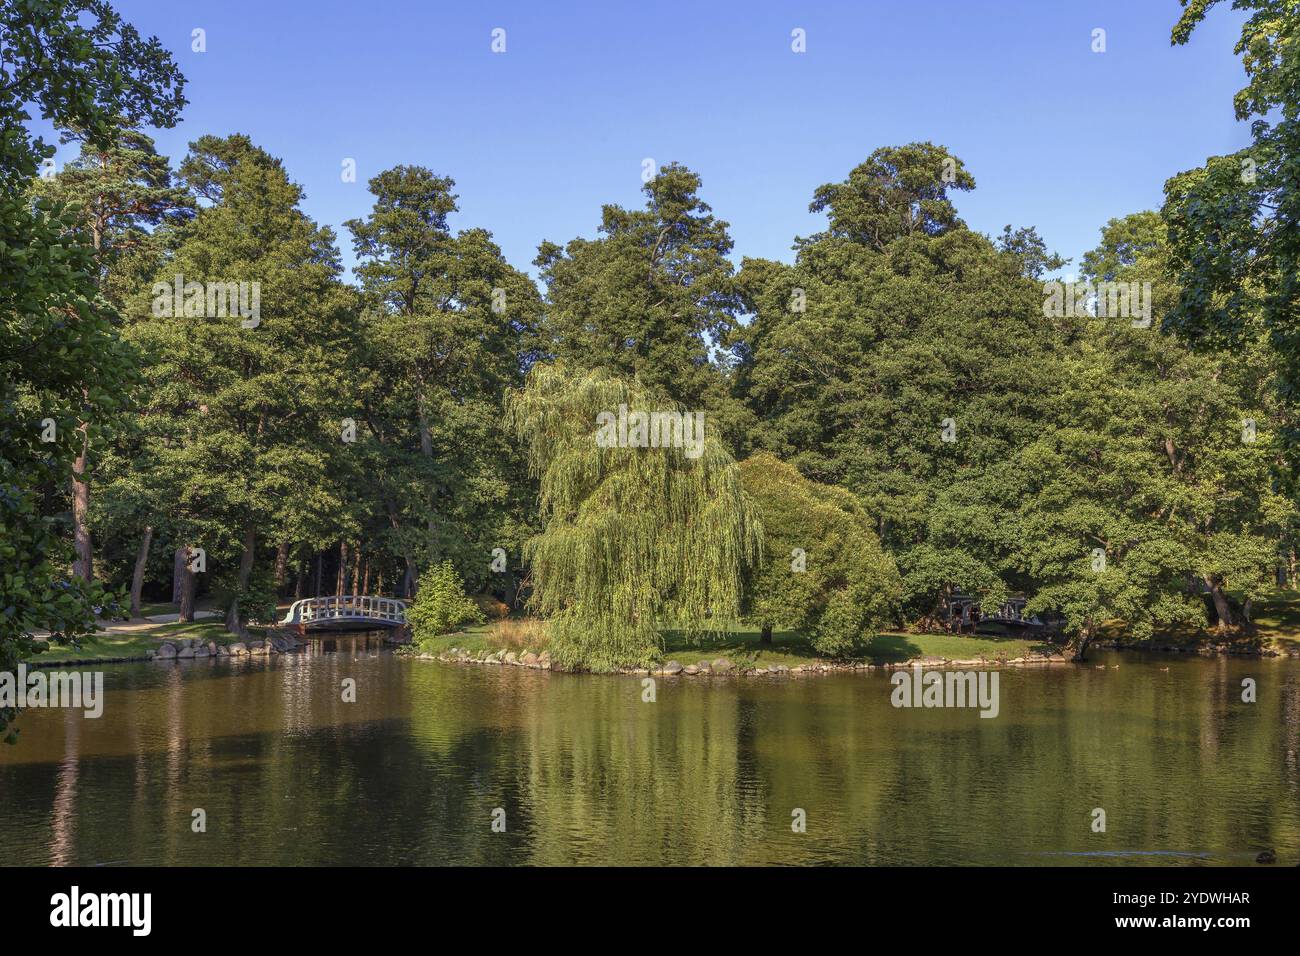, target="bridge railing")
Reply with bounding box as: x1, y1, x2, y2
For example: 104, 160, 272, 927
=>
279, 595, 408, 627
